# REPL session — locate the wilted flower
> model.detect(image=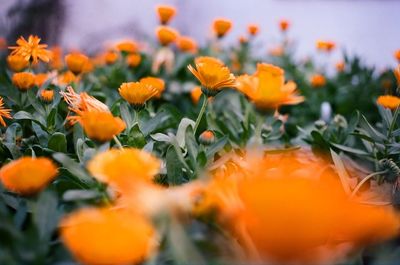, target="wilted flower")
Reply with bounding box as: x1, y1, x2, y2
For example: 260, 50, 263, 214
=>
247, 24, 259, 36
213, 18, 233, 38
176, 36, 198, 53
140, 77, 165, 98
0, 96, 12, 126
310, 74, 326, 88
119, 81, 158, 108
40, 89, 54, 103
65, 52, 89, 75
156, 26, 179, 46
12, 72, 35, 91
191, 86, 202, 104
80, 111, 126, 142
237, 63, 304, 110
60, 207, 155, 265
9, 35, 50, 64
279, 19, 290, 32
316, 40, 336, 52
156, 4, 176, 25
0, 157, 58, 195
188, 56, 236, 96
377, 95, 400, 110
7, 54, 29, 72
126, 53, 142, 68
116, 40, 138, 54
